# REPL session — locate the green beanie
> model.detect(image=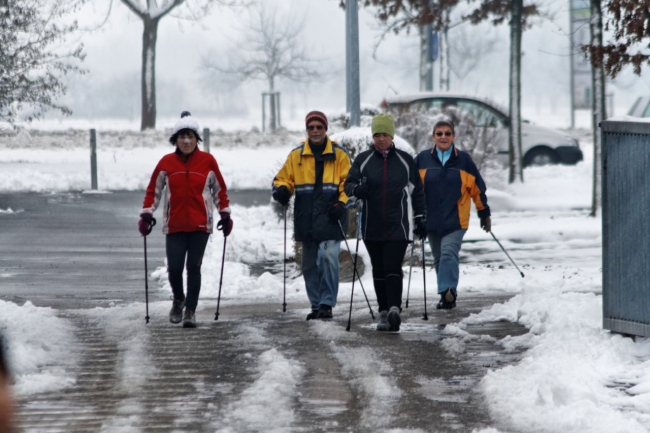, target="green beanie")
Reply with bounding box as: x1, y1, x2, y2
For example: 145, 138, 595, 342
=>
371, 114, 395, 137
